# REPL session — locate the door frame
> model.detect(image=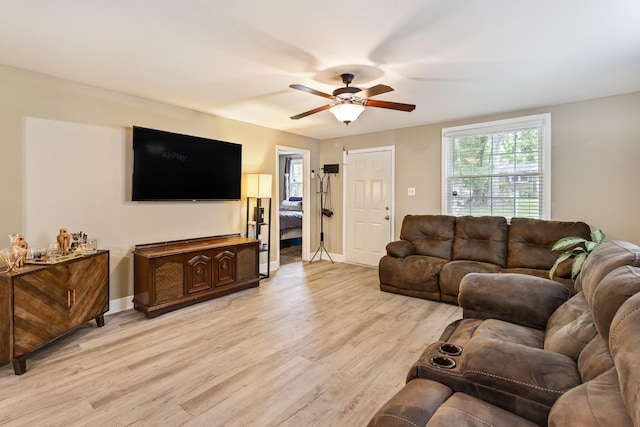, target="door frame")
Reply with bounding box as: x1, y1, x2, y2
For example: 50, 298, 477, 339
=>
275, 145, 311, 264
342, 146, 396, 265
